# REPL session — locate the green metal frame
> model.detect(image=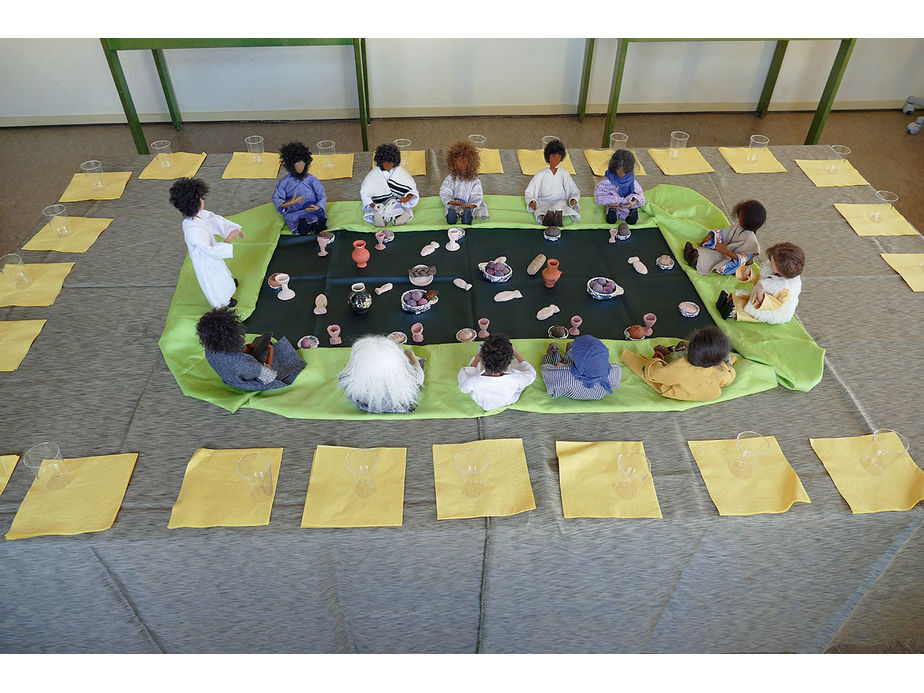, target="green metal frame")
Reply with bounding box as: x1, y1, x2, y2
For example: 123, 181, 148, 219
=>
578, 38, 857, 147
99, 38, 371, 154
